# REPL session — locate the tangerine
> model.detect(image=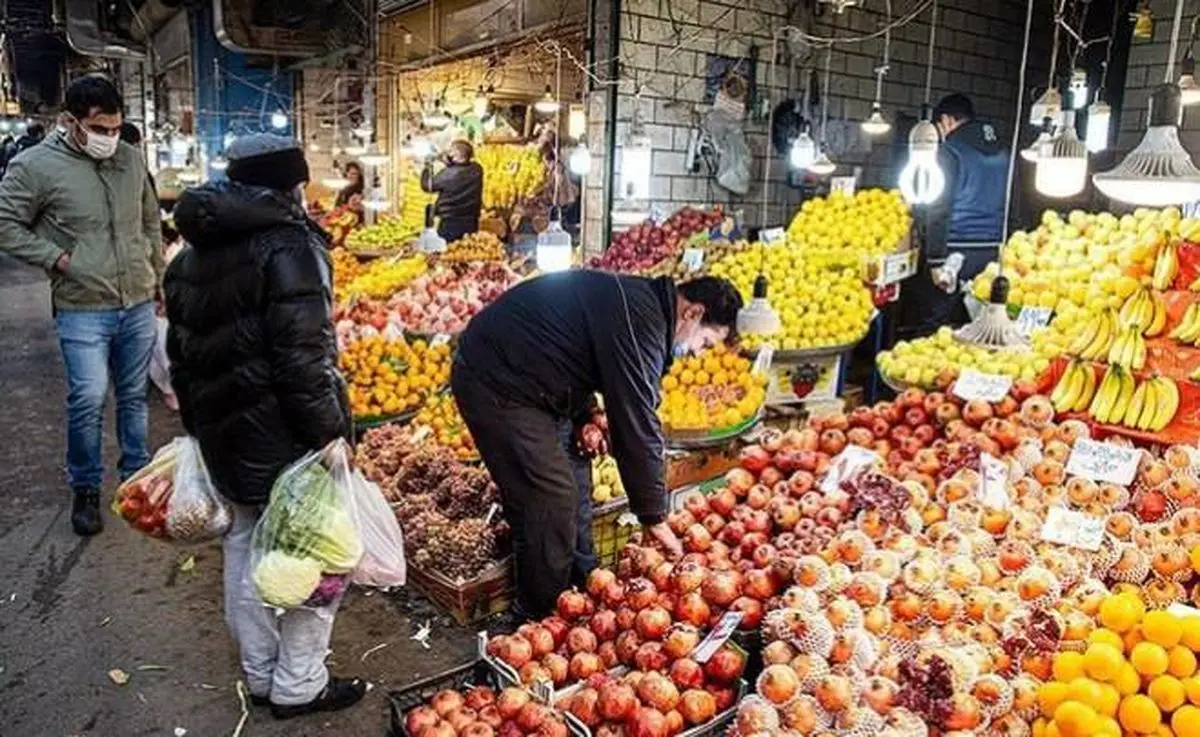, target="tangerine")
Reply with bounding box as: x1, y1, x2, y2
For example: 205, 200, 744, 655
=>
1085, 642, 1127, 682
1145, 611, 1185, 649
1054, 700, 1099, 737
1134, 642, 1172, 677
1172, 705, 1200, 737
1101, 594, 1146, 633
1120, 694, 1163, 734
1171, 646, 1198, 678
1150, 676, 1188, 712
